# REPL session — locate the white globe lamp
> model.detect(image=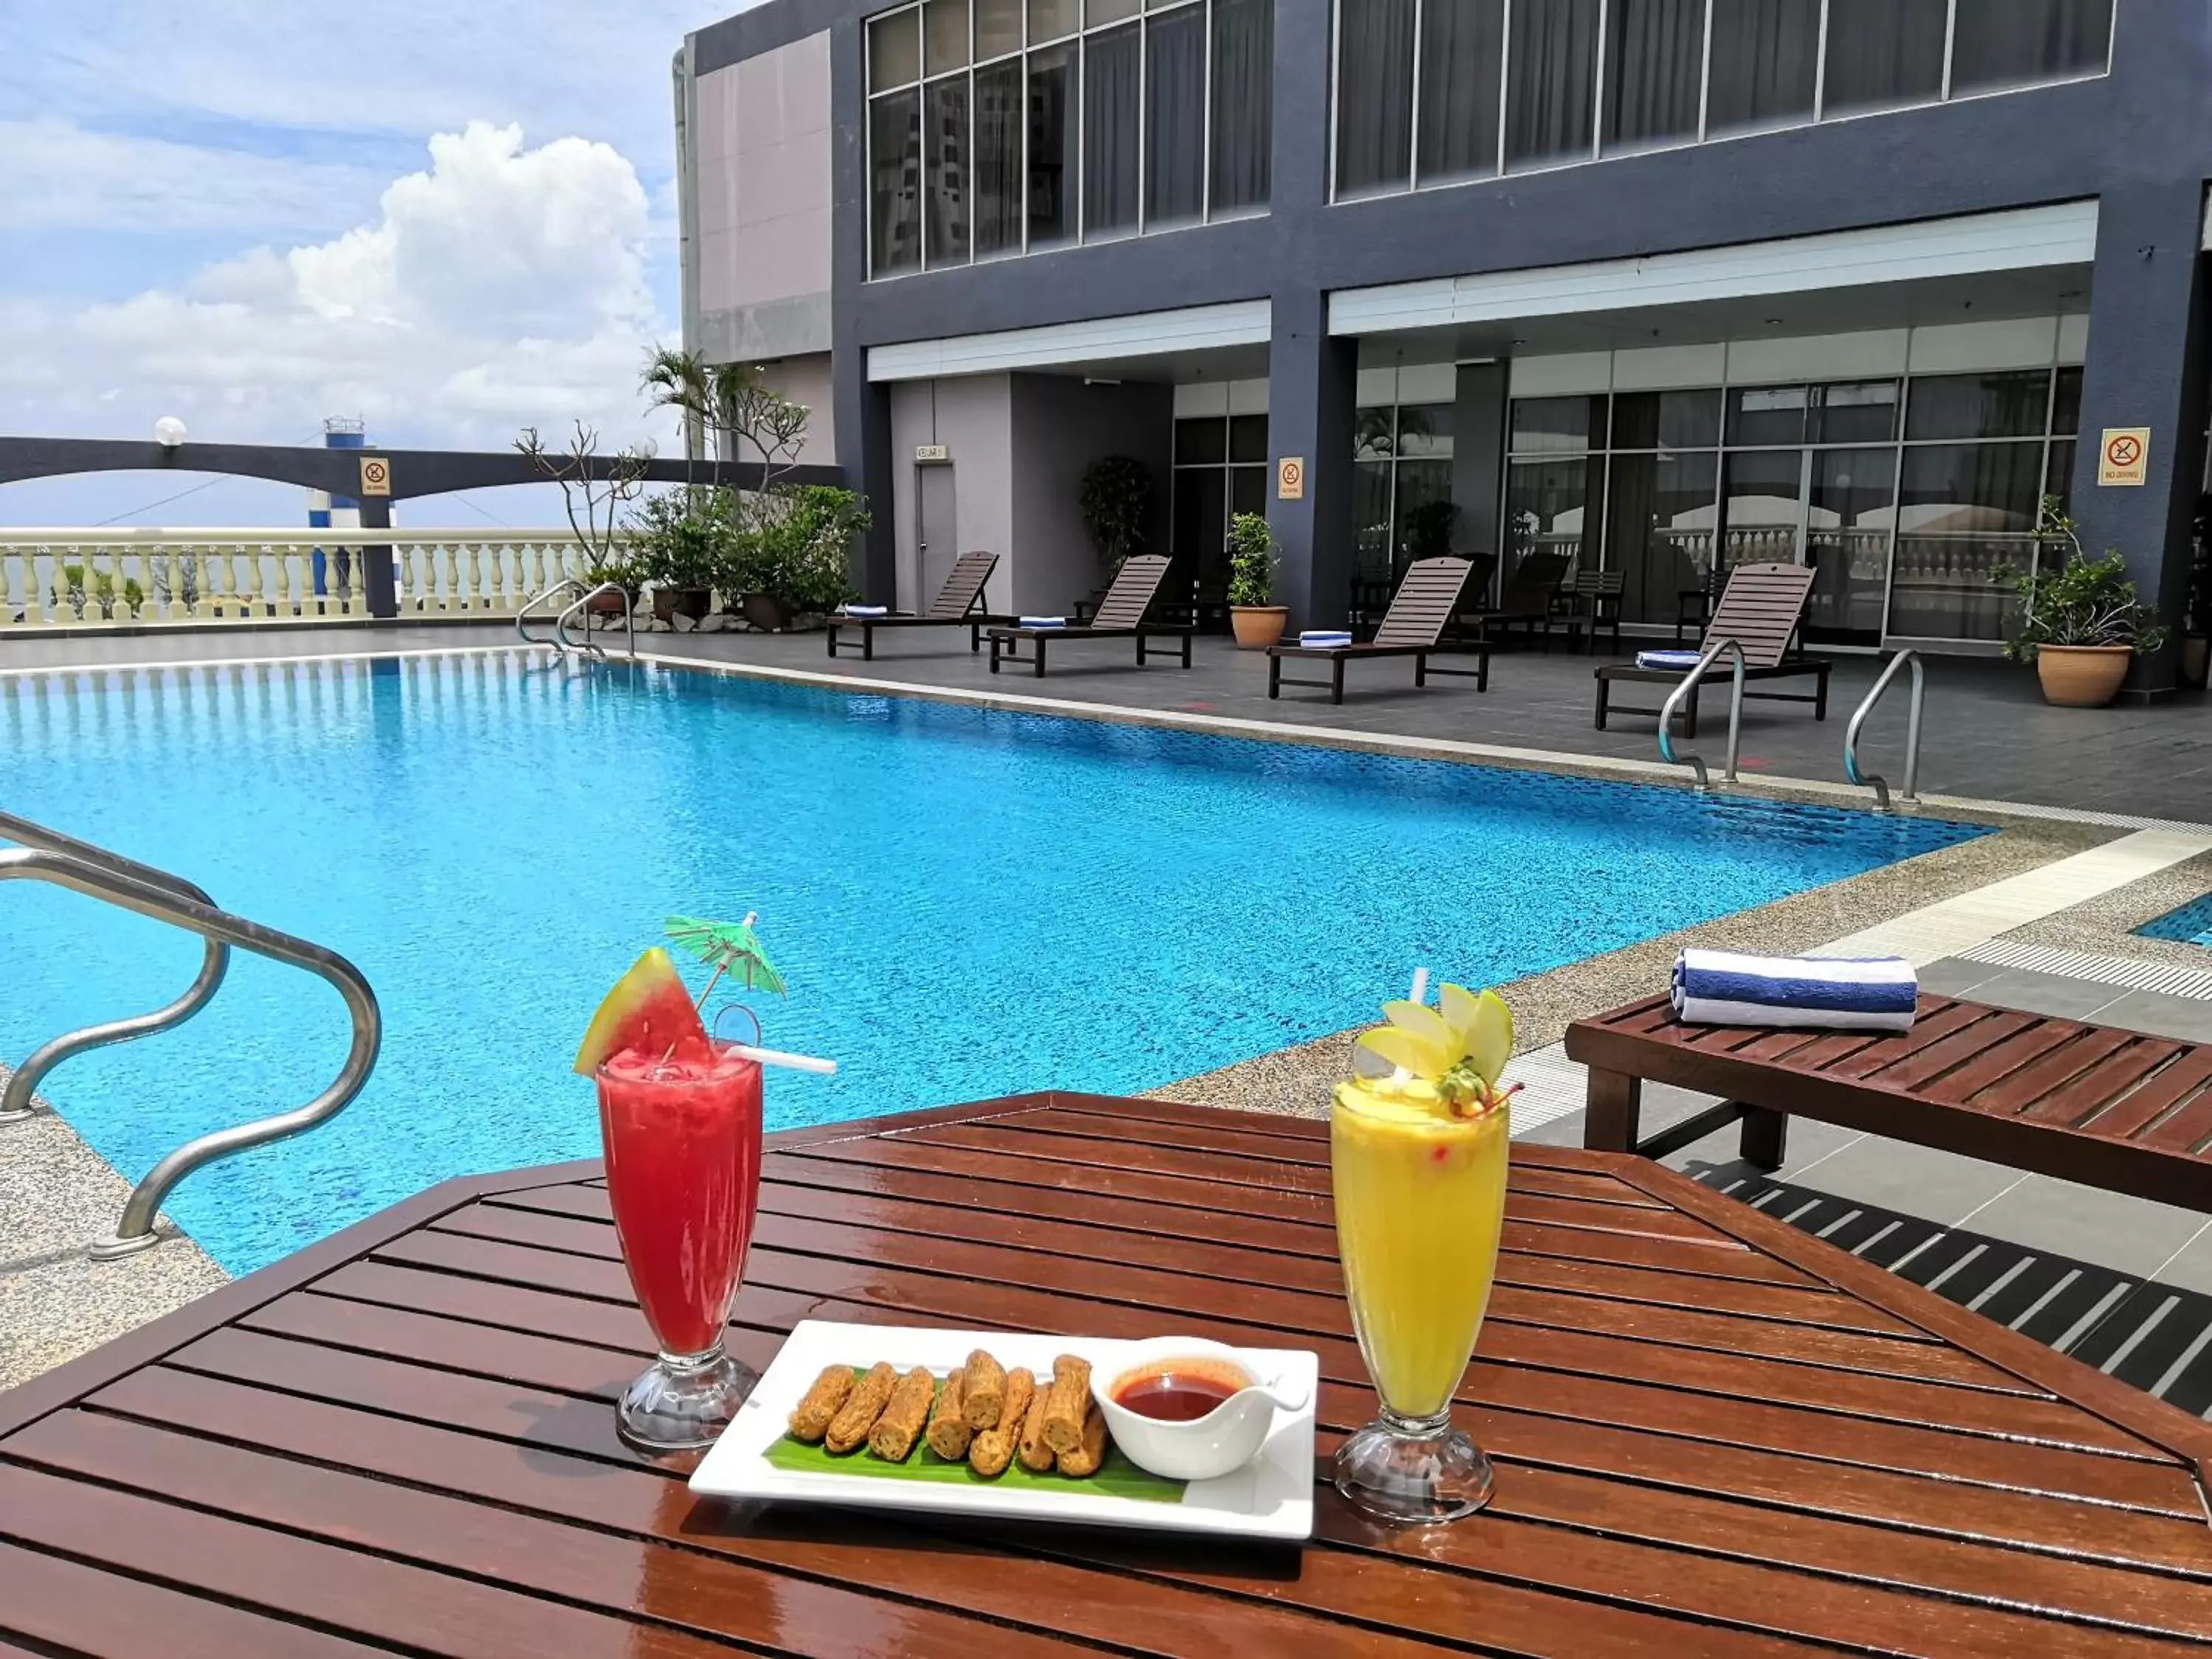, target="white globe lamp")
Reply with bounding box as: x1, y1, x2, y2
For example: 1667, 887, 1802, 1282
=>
153, 416, 188, 448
